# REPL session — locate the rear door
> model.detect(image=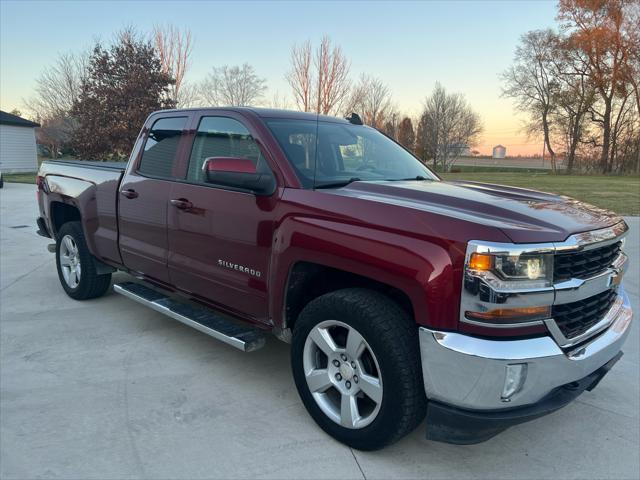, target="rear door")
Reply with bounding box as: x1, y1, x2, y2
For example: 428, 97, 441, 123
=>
118, 114, 191, 283
166, 113, 280, 323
